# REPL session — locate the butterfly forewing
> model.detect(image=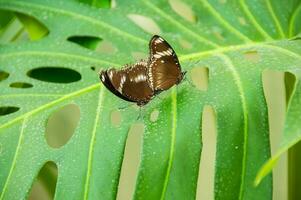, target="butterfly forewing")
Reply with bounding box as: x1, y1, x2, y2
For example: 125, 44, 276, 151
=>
148, 35, 183, 91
